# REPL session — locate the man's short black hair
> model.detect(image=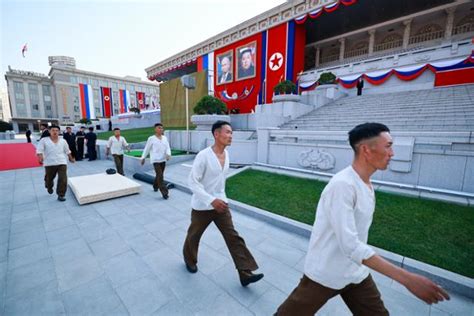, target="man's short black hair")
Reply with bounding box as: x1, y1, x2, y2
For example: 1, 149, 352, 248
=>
154, 123, 163, 128
348, 123, 390, 152
66, 126, 72, 129
88, 127, 94, 131
80, 126, 85, 129
113, 127, 120, 131
211, 120, 231, 135
50, 125, 60, 131
41, 123, 48, 128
